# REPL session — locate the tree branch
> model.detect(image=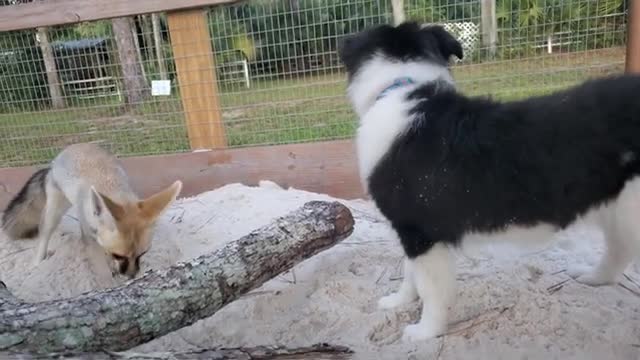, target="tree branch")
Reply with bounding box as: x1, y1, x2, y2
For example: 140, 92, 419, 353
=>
0, 201, 354, 354
3, 343, 353, 359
